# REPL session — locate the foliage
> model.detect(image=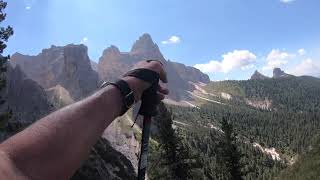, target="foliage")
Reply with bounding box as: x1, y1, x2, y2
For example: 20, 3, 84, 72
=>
156, 75, 320, 179
0, 0, 13, 129
218, 117, 243, 180
205, 77, 320, 111
275, 135, 320, 180
148, 103, 199, 180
